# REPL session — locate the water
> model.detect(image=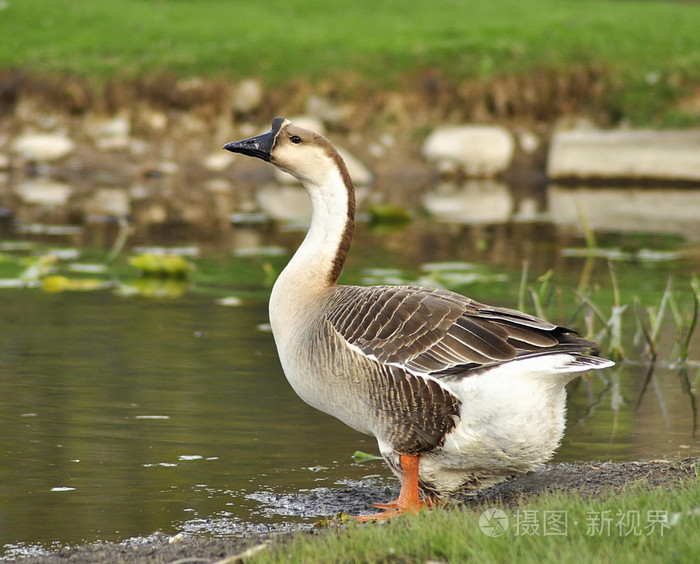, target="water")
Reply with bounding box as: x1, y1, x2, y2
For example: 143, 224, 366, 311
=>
0, 291, 381, 550
1, 188, 699, 554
